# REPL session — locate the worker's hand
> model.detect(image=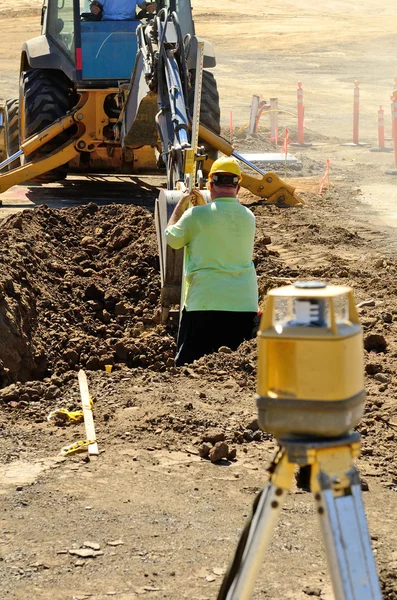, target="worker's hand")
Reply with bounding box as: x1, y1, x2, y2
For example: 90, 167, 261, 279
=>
178, 189, 193, 212
176, 188, 206, 216
185, 187, 206, 207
